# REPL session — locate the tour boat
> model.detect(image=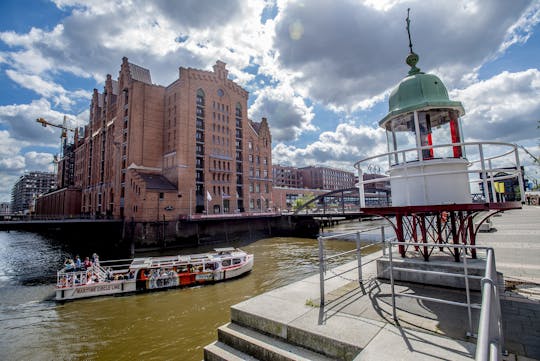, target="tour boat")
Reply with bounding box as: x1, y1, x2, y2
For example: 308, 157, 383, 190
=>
55, 247, 254, 301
